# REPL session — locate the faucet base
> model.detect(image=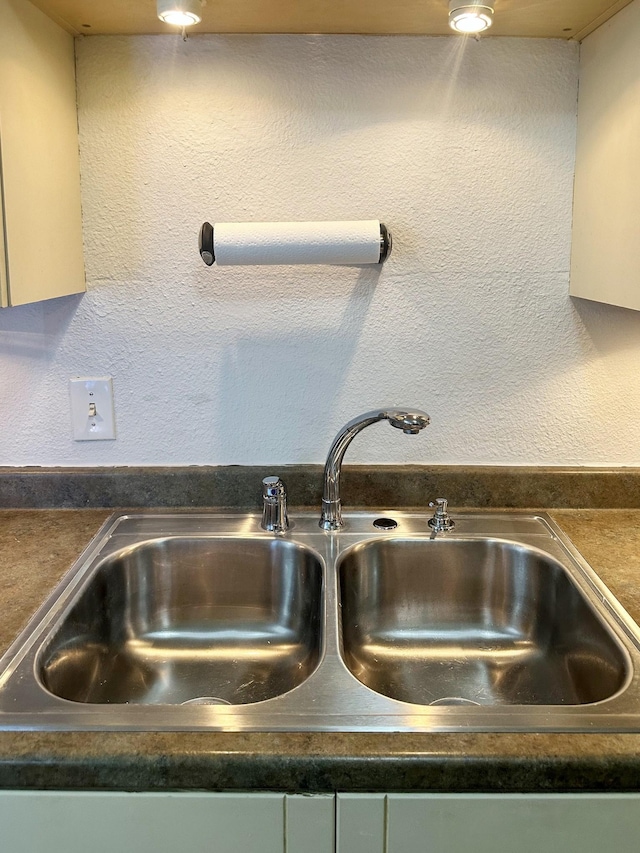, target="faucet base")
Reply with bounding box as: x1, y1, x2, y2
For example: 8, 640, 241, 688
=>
320, 499, 343, 530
